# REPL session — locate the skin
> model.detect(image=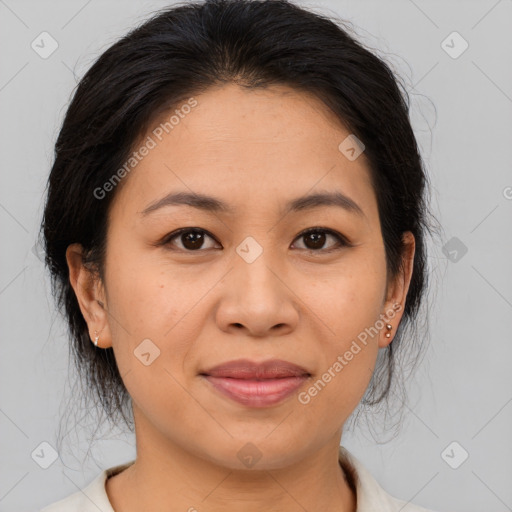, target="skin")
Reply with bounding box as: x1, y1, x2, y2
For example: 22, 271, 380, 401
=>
67, 83, 415, 512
